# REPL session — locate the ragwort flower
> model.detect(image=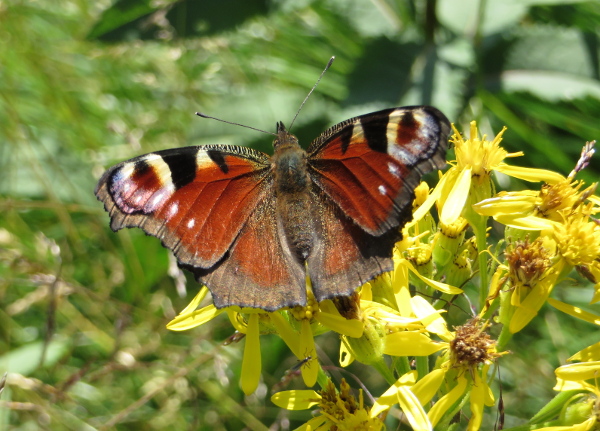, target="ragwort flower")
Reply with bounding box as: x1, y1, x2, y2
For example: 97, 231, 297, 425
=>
372, 296, 504, 431
272, 378, 384, 431
535, 342, 600, 431
435, 121, 561, 226
167, 283, 363, 394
